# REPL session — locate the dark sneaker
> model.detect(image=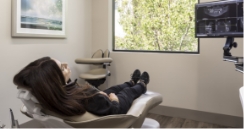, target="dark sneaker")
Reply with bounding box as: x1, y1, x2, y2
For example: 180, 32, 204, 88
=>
131, 69, 141, 84
140, 72, 150, 85
139, 72, 149, 94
